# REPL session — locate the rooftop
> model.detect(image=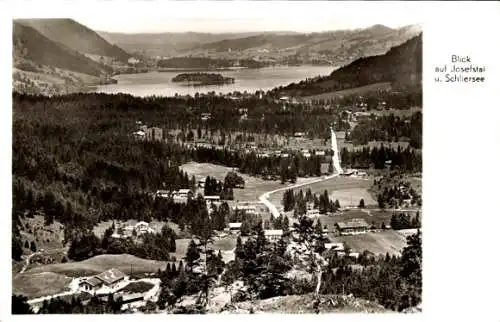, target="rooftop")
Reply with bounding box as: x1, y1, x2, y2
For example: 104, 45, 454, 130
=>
96, 268, 126, 285
264, 229, 283, 236
81, 276, 103, 287
336, 219, 370, 230
228, 223, 242, 229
